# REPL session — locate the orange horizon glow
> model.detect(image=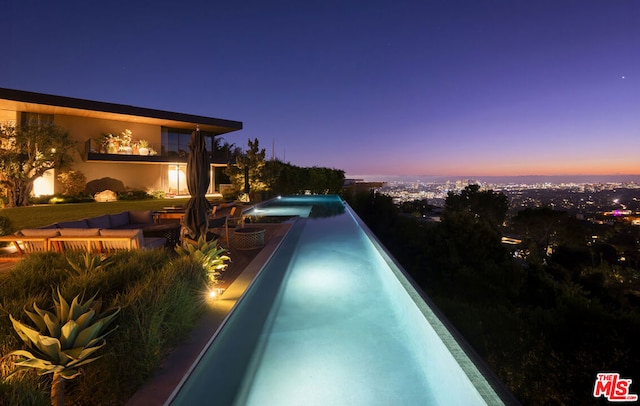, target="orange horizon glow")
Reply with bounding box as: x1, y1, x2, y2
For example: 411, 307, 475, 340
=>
359, 157, 640, 178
